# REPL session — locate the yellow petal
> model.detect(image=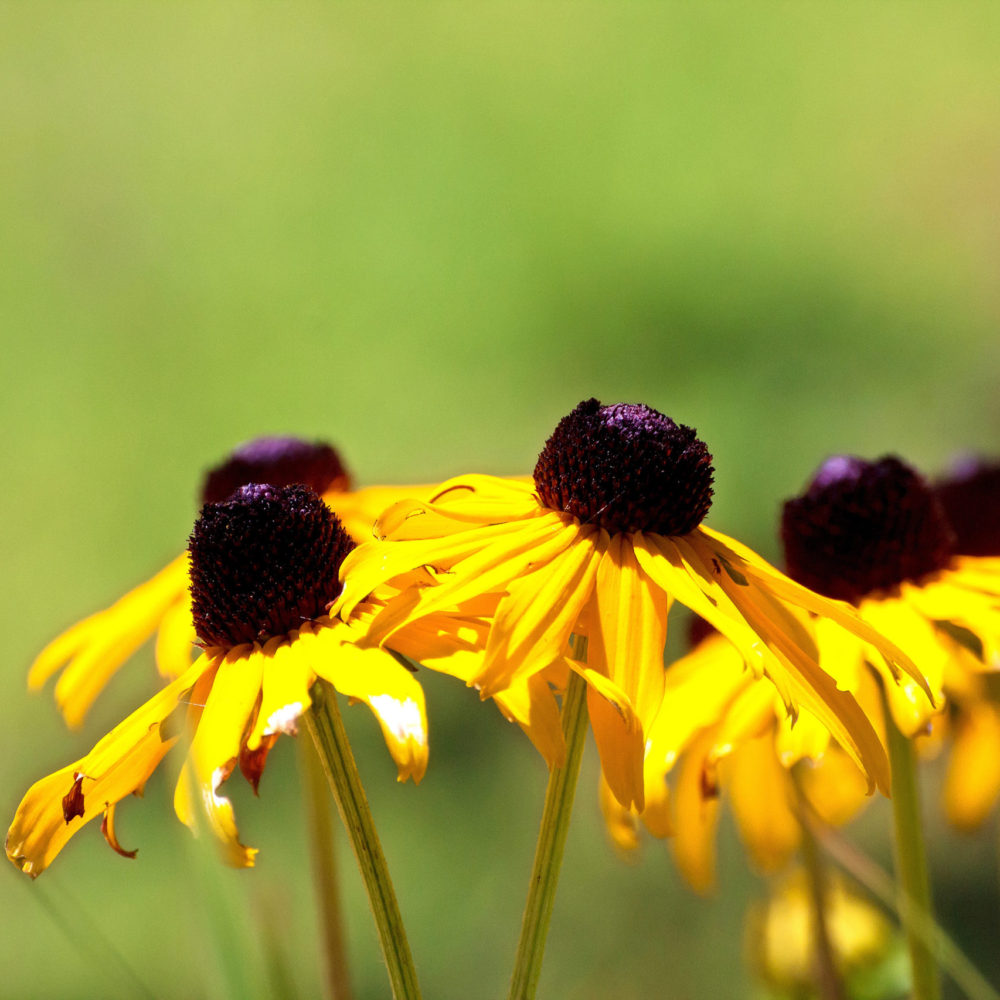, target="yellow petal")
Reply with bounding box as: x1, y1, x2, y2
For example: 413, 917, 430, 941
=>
369, 514, 577, 646
671, 728, 721, 895
326, 482, 438, 543
588, 535, 668, 732
570, 661, 644, 811
246, 636, 315, 751
492, 674, 566, 770
180, 648, 265, 867
335, 518, 533, 620
944, 702, 1000, 832
697, 525, 932, 698
7, 656, 206, 877
799, 749, 870, 829
682, 533, 889, 794
31, 553, 191, 727
728, 736, 800, 874
599, 771, 641, 851
474, 527, 603, 696
306, 625, 428, 783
